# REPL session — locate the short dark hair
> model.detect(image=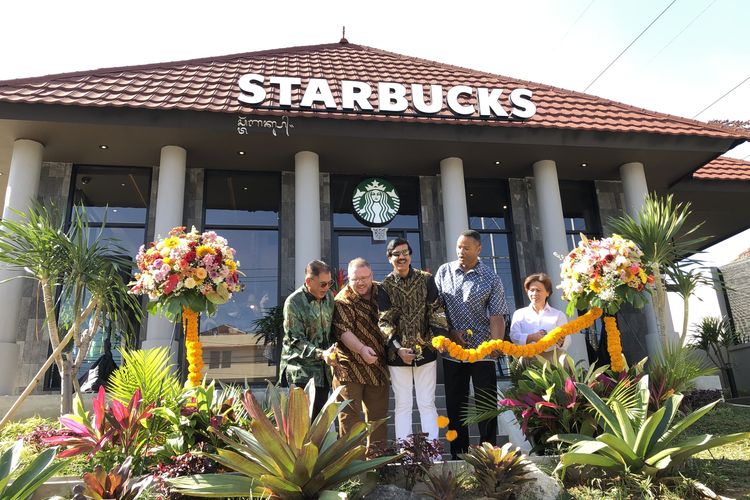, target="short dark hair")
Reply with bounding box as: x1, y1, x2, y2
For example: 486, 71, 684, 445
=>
305, 260, 331, 277
524, 273, 553, 297
459, 230, 482, 244
386, 237, 412, 257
